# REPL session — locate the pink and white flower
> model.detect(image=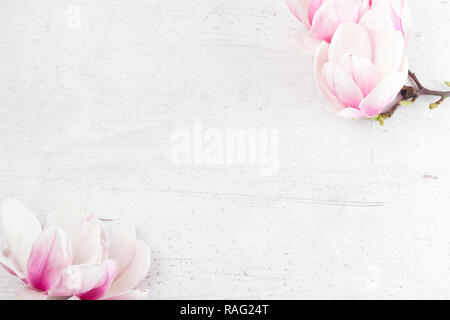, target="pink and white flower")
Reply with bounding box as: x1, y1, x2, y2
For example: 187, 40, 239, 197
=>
314, 18, 408, 118
0, 198, 150, 300
286, 0, 411, 54
369, 0, 412, 43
